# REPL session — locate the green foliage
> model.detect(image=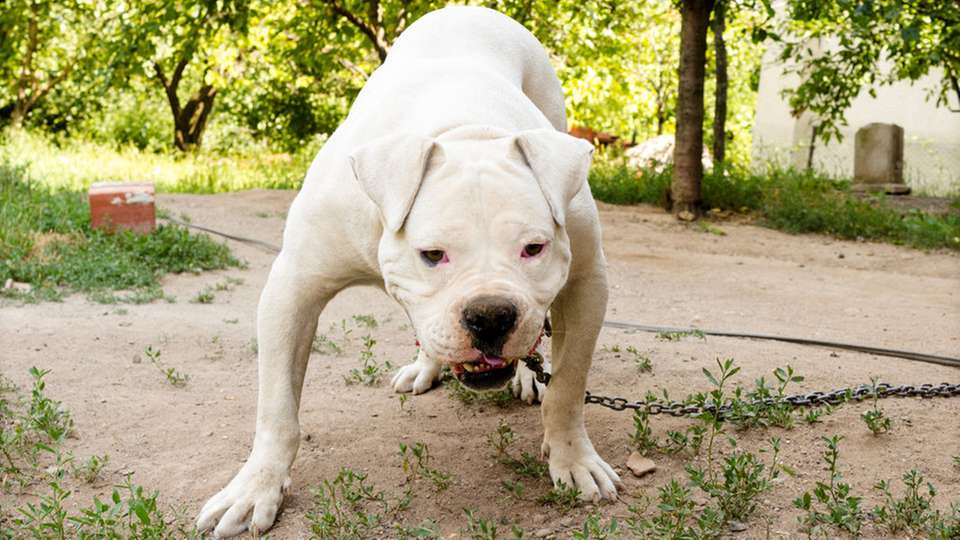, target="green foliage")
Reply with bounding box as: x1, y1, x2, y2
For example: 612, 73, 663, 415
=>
537, 480, 581, 511
344, 335, 392, 386
589, 161, 960, 251
0, 159, 241, 301
306, 468, 390, 539
486, 421, 549, 479
793, 435, 863, 537
778, 0, 960, 144
860, 377, 892, 435
398, 442, 451, 492
624, 480, 723, 539
144, 346, 189, 388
